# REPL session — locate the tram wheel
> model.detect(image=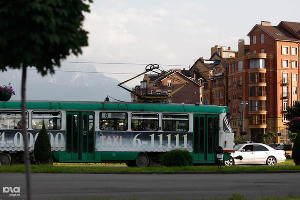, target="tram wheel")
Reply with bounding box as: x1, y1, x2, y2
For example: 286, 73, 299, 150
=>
135, 153, 150, 167
0, 153, 11, 166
